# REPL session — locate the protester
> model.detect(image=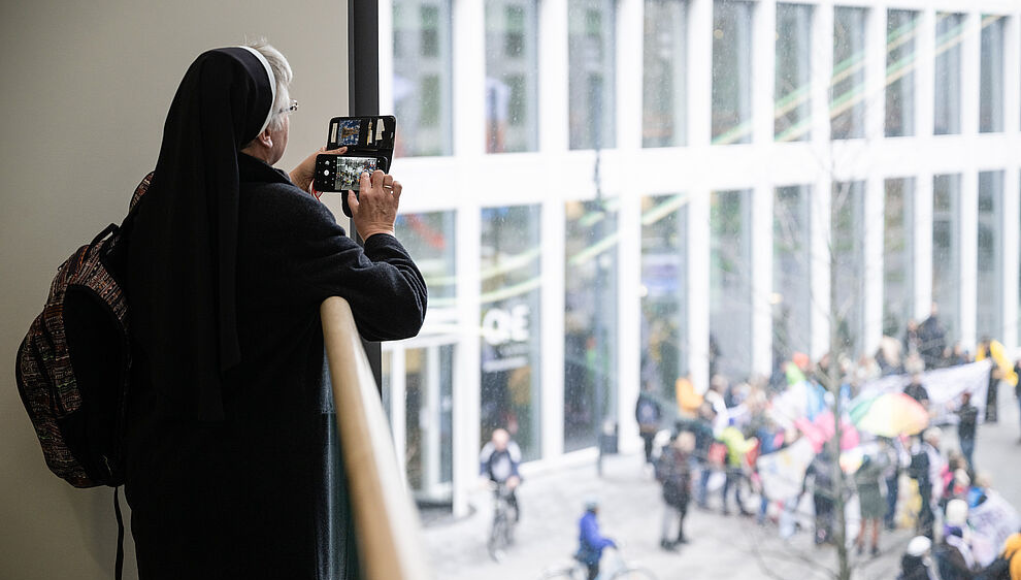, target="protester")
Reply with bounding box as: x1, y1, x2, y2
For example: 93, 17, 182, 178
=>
718, 423, 756, 517
1015, 359, 1021, 442
954, 392, 979, 471
909, 429, 946, 539
635, 384, 664, 465
935, 499, 979, 580
801, 448, 837, 545
575, 498, 617, 580
479, 428, 523, 522
687, 404, 718, 509
899, 536, 938, 580
855, 453, 888, 557
905, 373, 931, 410
882, 436, 908, 530
656, 431, 694, 550
919, 303, 947, 370
123, 43, 427, 579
